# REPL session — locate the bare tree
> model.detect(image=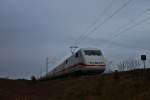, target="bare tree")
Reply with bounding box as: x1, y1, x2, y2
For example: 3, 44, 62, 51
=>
118, 60, 126, 71
105, 61, 113, 73
118, 59, 141, 71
